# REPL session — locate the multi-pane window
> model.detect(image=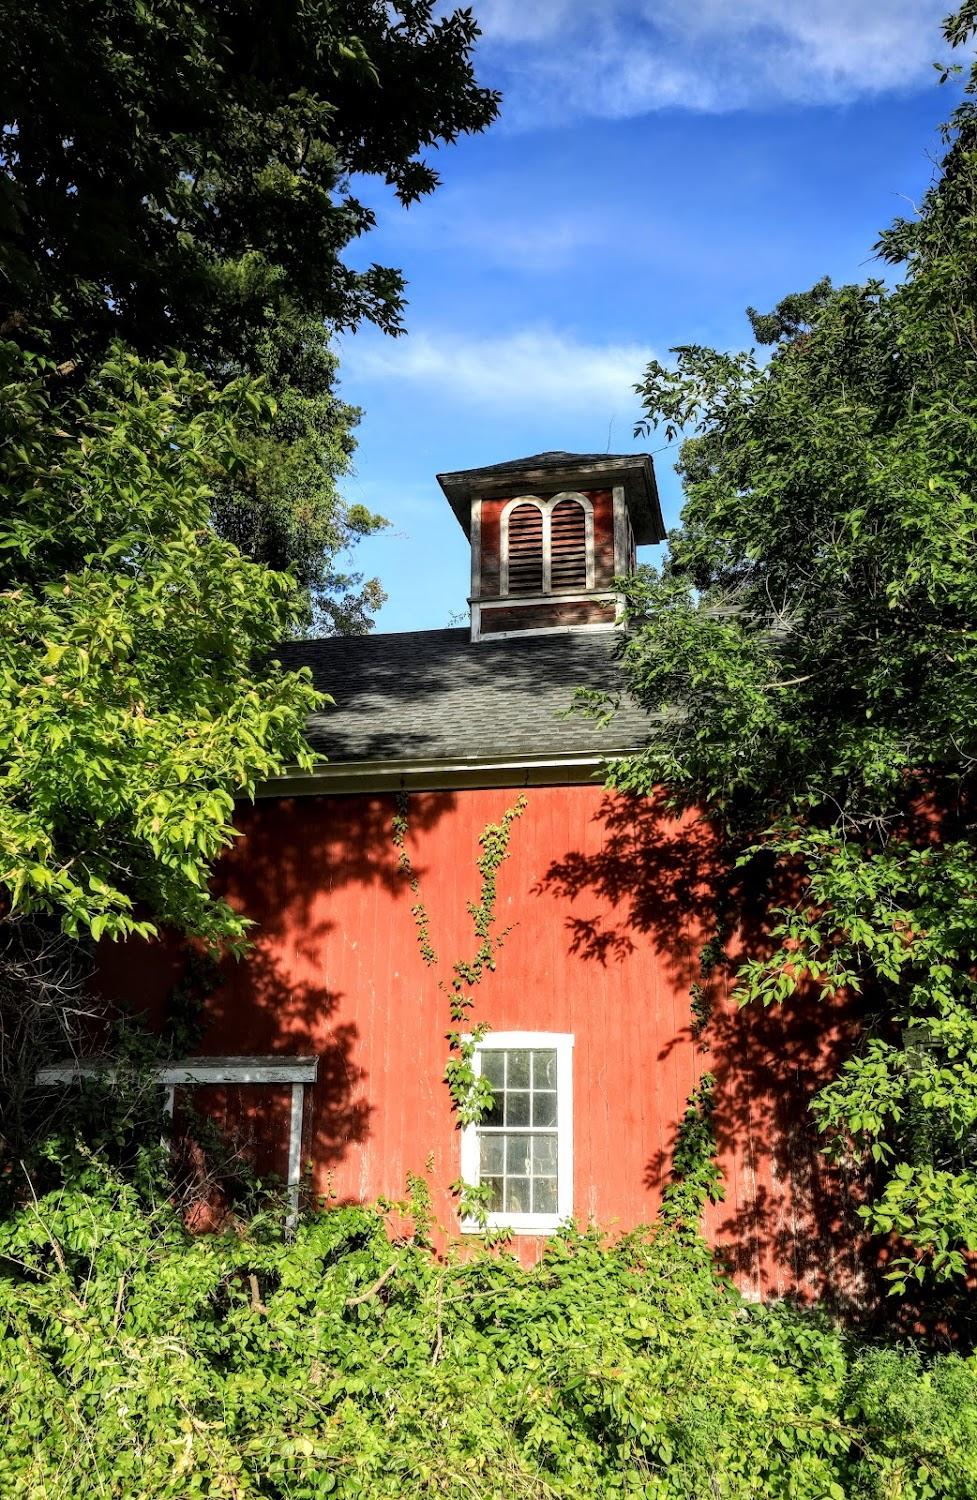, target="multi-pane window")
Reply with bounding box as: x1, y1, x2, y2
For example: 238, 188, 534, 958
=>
479, 1047, 558, 1214
461, 1032, 573, 1233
